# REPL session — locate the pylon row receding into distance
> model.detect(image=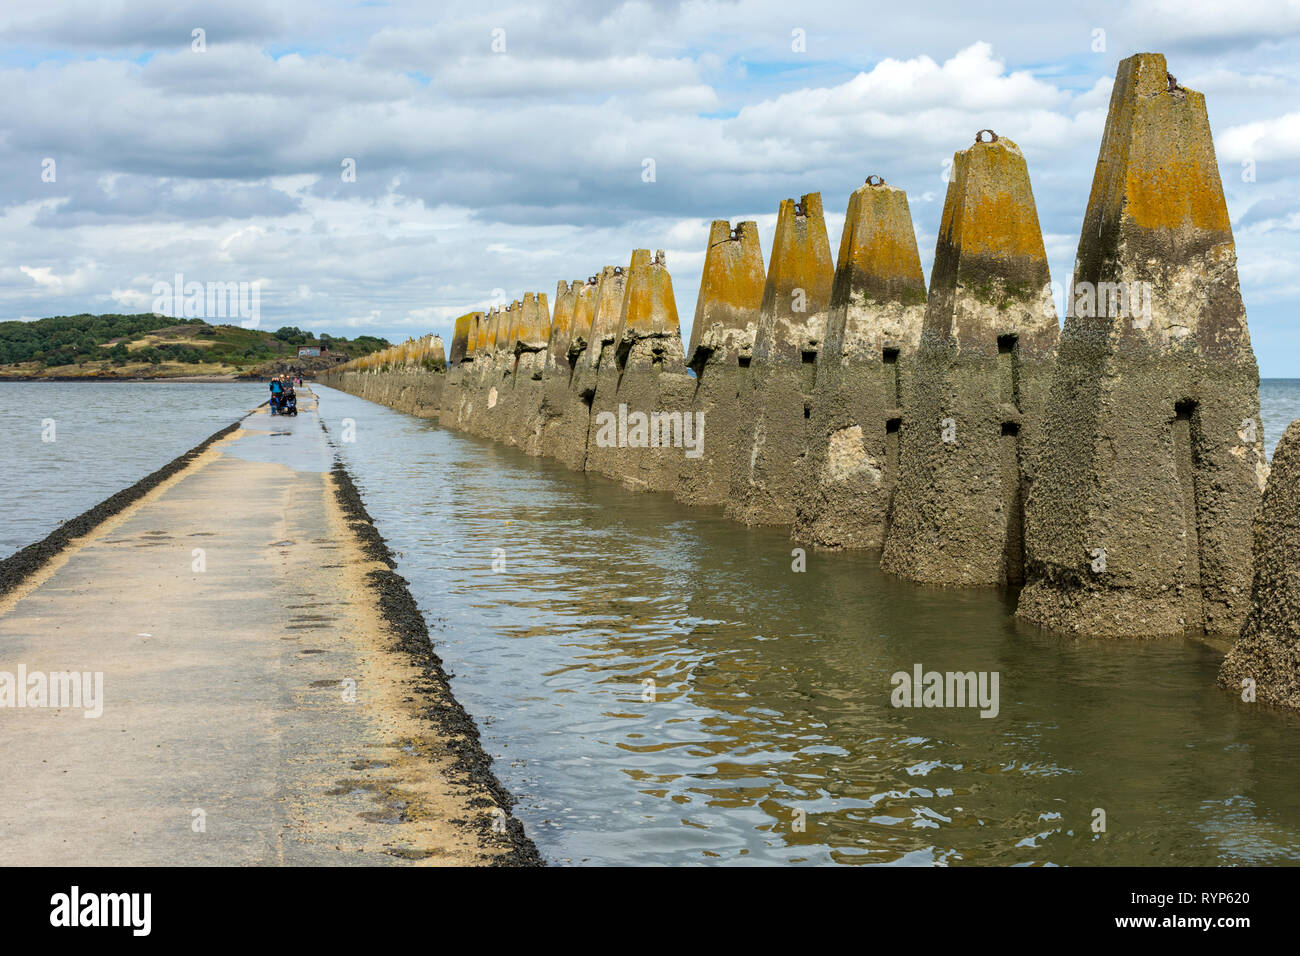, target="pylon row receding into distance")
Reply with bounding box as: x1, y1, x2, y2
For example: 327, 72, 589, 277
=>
323, 53, 1294, 707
